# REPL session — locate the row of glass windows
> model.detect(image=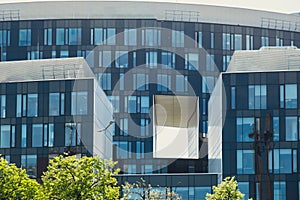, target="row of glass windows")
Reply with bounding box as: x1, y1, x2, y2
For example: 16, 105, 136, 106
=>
100, 72, 211, 95
11, 27, 295, 49
125, 186, 211, 200
231, 84, 298, 110
237, 148, 297, 174
0, 122, 82, 149
235, 181, 287, 200
0, 92, 87, 118
236, 115, 300, 142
